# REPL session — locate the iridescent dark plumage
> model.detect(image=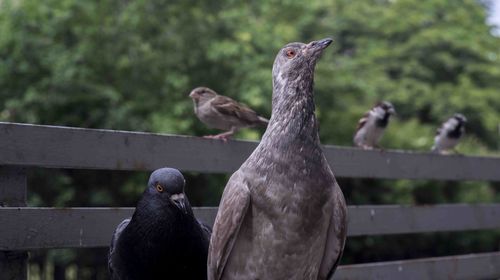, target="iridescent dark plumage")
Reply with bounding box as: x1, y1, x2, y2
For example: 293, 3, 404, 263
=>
108, 168, 211, 280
